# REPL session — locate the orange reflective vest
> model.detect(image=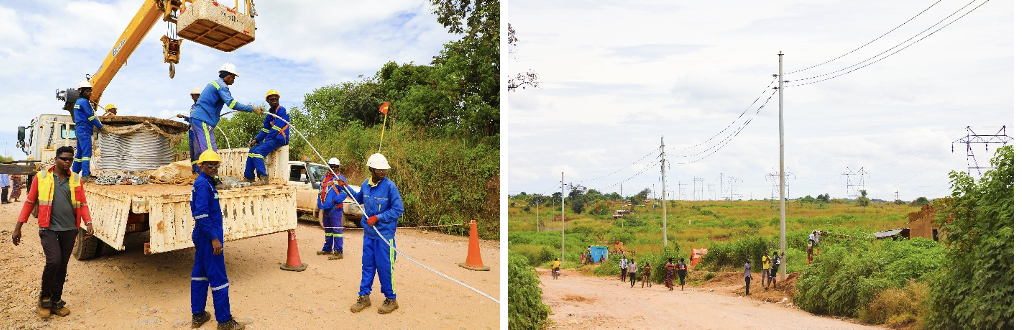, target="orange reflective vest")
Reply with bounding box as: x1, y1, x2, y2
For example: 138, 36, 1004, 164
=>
17, 167, 92, 228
